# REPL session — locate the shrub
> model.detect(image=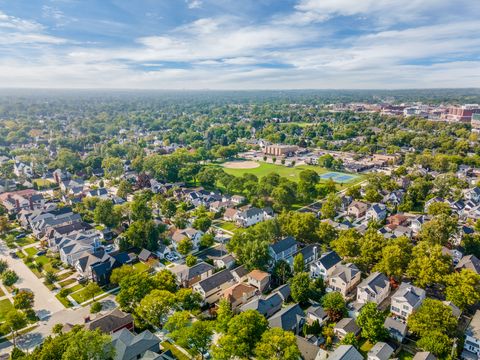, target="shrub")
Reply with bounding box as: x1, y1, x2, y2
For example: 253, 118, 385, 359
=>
90, 302, 102, 314
2, 270, 18, 286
